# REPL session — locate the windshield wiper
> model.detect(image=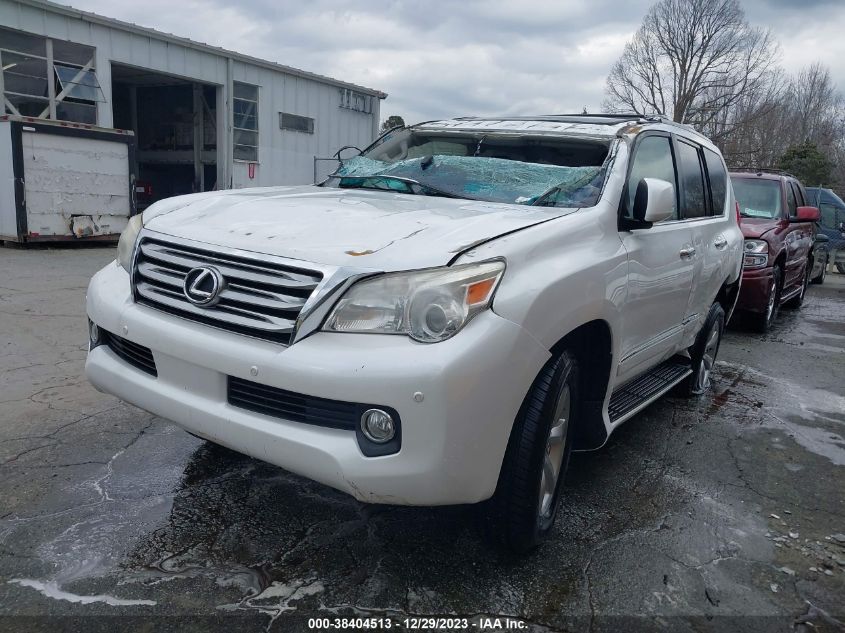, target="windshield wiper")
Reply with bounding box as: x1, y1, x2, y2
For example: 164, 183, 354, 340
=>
531, 169, 603, 207
336, 174, 471, 201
